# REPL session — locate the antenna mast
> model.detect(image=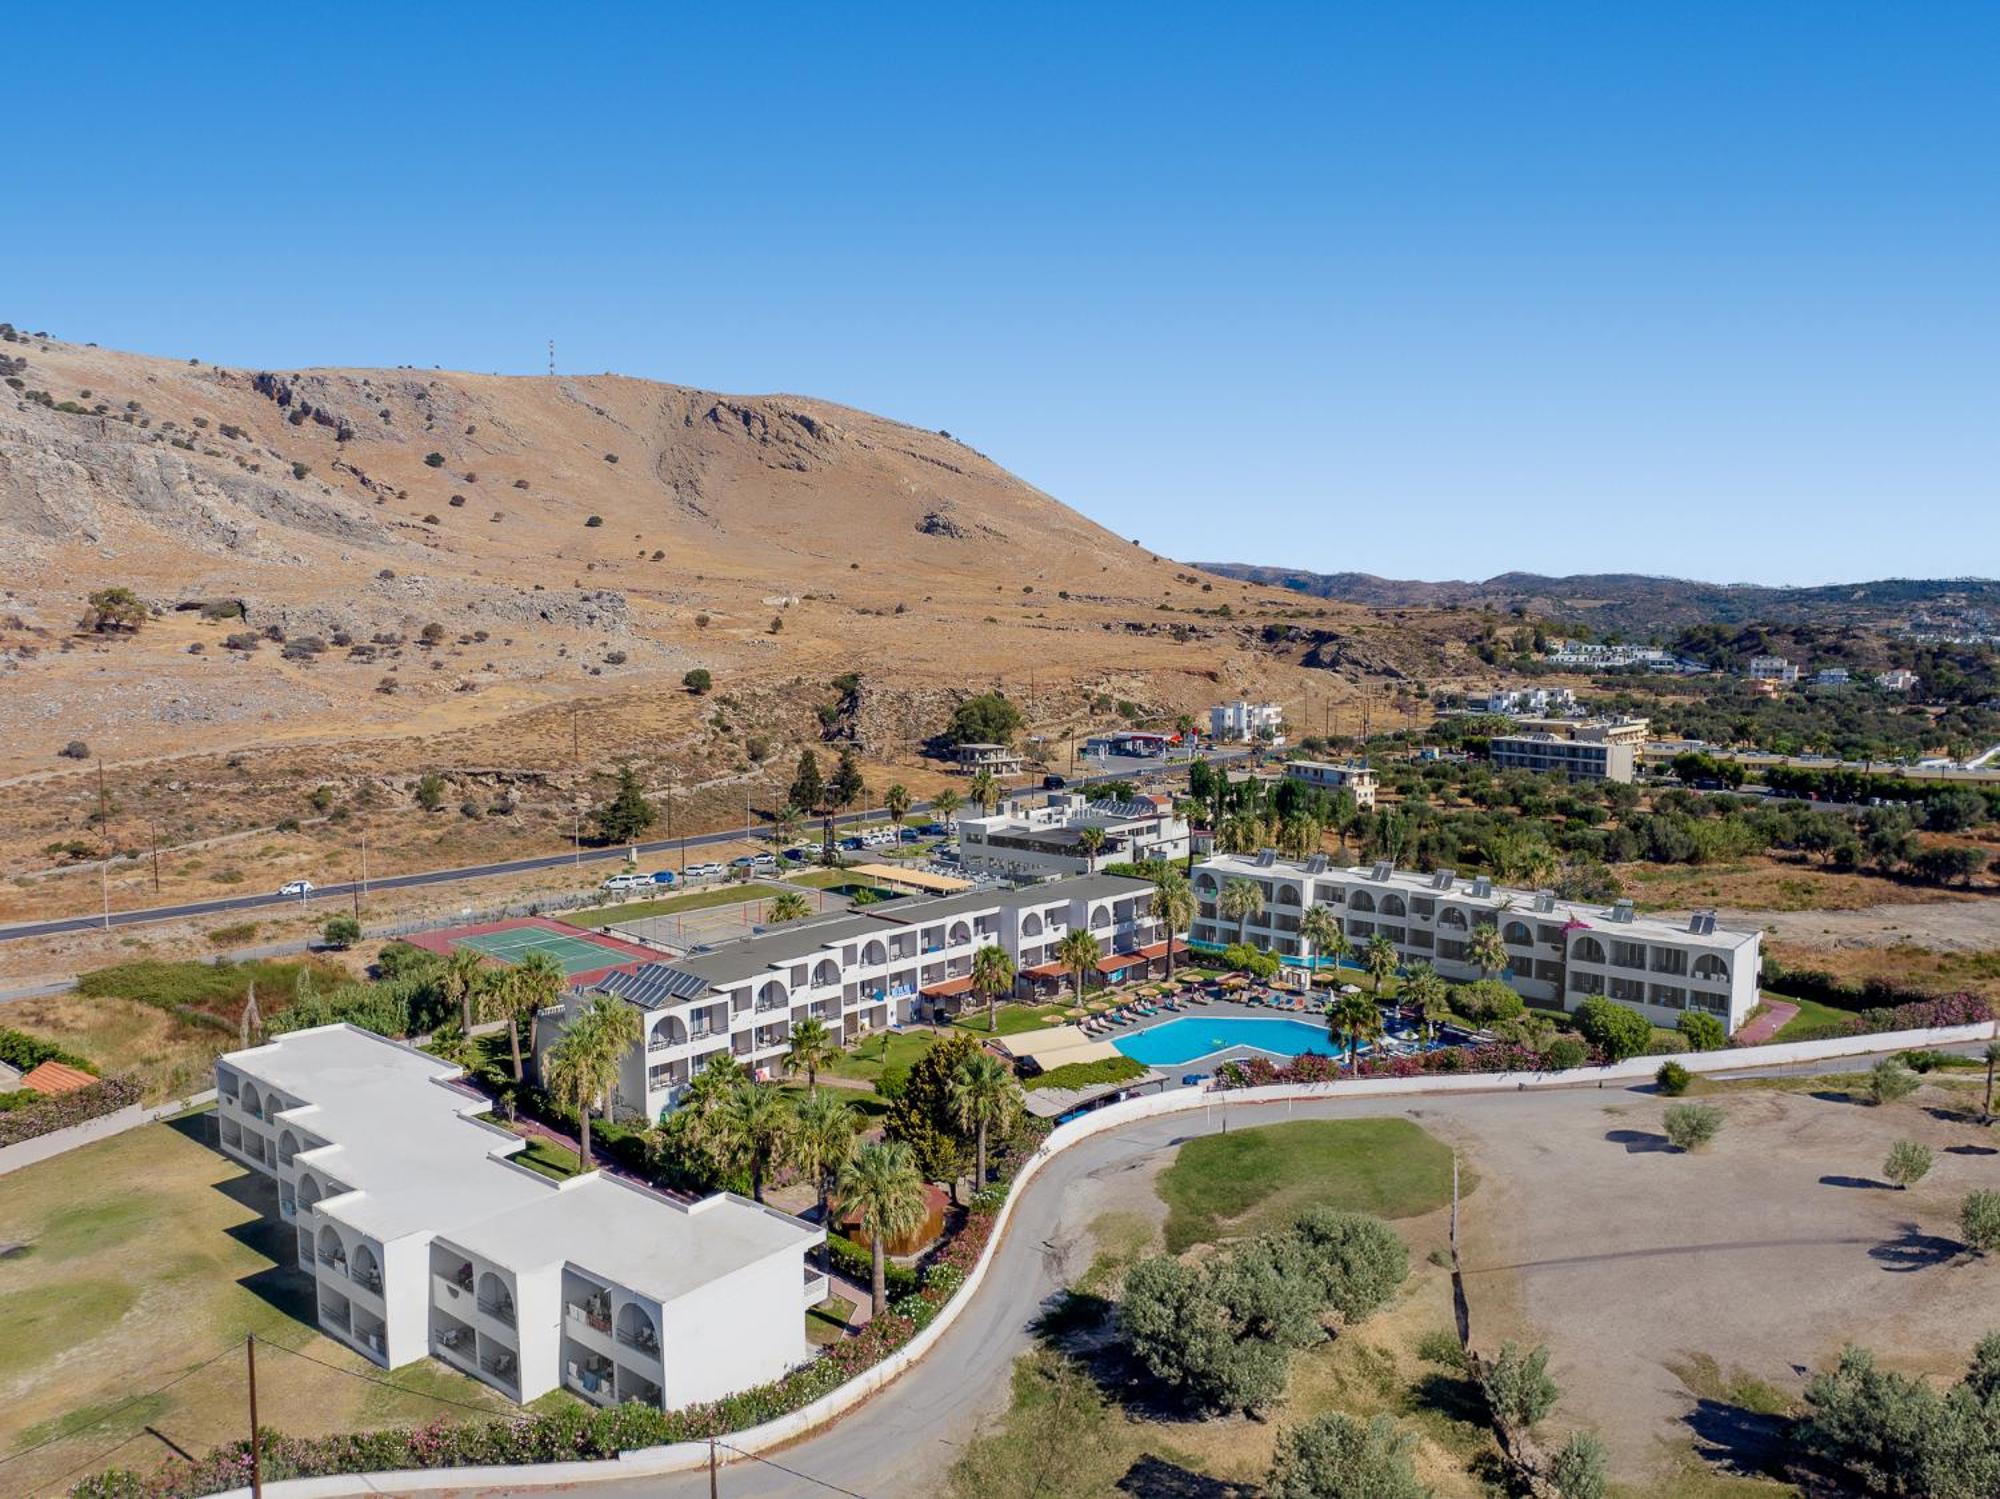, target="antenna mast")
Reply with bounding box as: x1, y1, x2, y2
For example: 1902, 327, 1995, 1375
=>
547, 339, 556, 378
